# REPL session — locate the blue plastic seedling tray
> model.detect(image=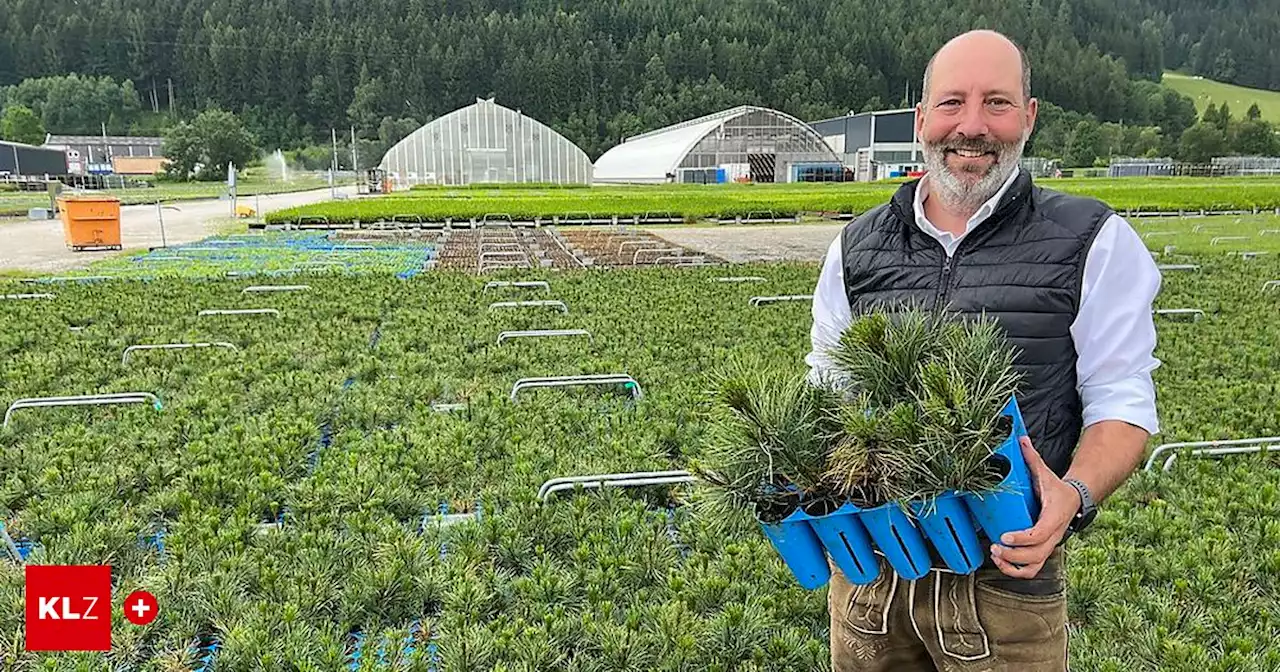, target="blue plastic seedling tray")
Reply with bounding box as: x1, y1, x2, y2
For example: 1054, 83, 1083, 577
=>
802, 501, 880, 584
759, 395, 1040, 587
758, 507, 831, 590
